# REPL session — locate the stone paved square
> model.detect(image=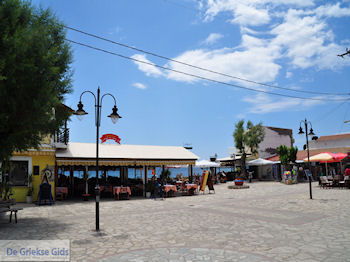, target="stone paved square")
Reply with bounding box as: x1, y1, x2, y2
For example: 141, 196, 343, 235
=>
1, 182, 349, 262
